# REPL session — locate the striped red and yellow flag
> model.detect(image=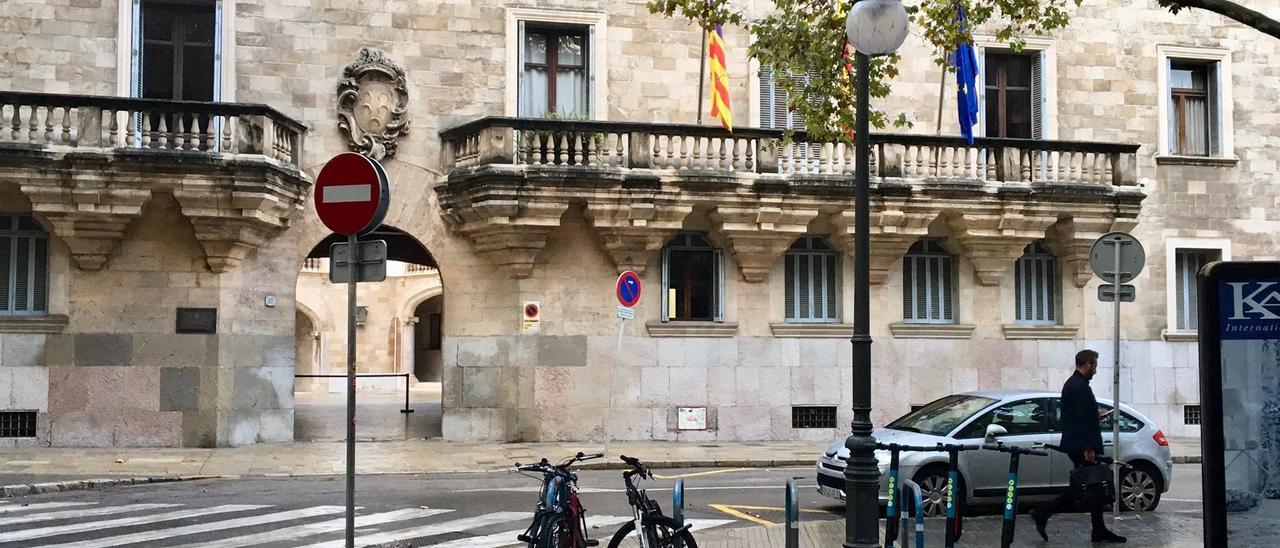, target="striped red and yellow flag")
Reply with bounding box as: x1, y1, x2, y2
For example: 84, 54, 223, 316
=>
707, 24, 733, 132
